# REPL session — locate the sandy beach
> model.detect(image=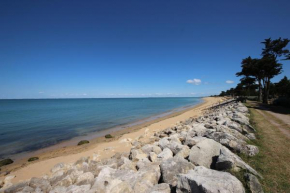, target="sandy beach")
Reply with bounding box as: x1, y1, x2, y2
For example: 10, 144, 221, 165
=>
0, 97, 224, 184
